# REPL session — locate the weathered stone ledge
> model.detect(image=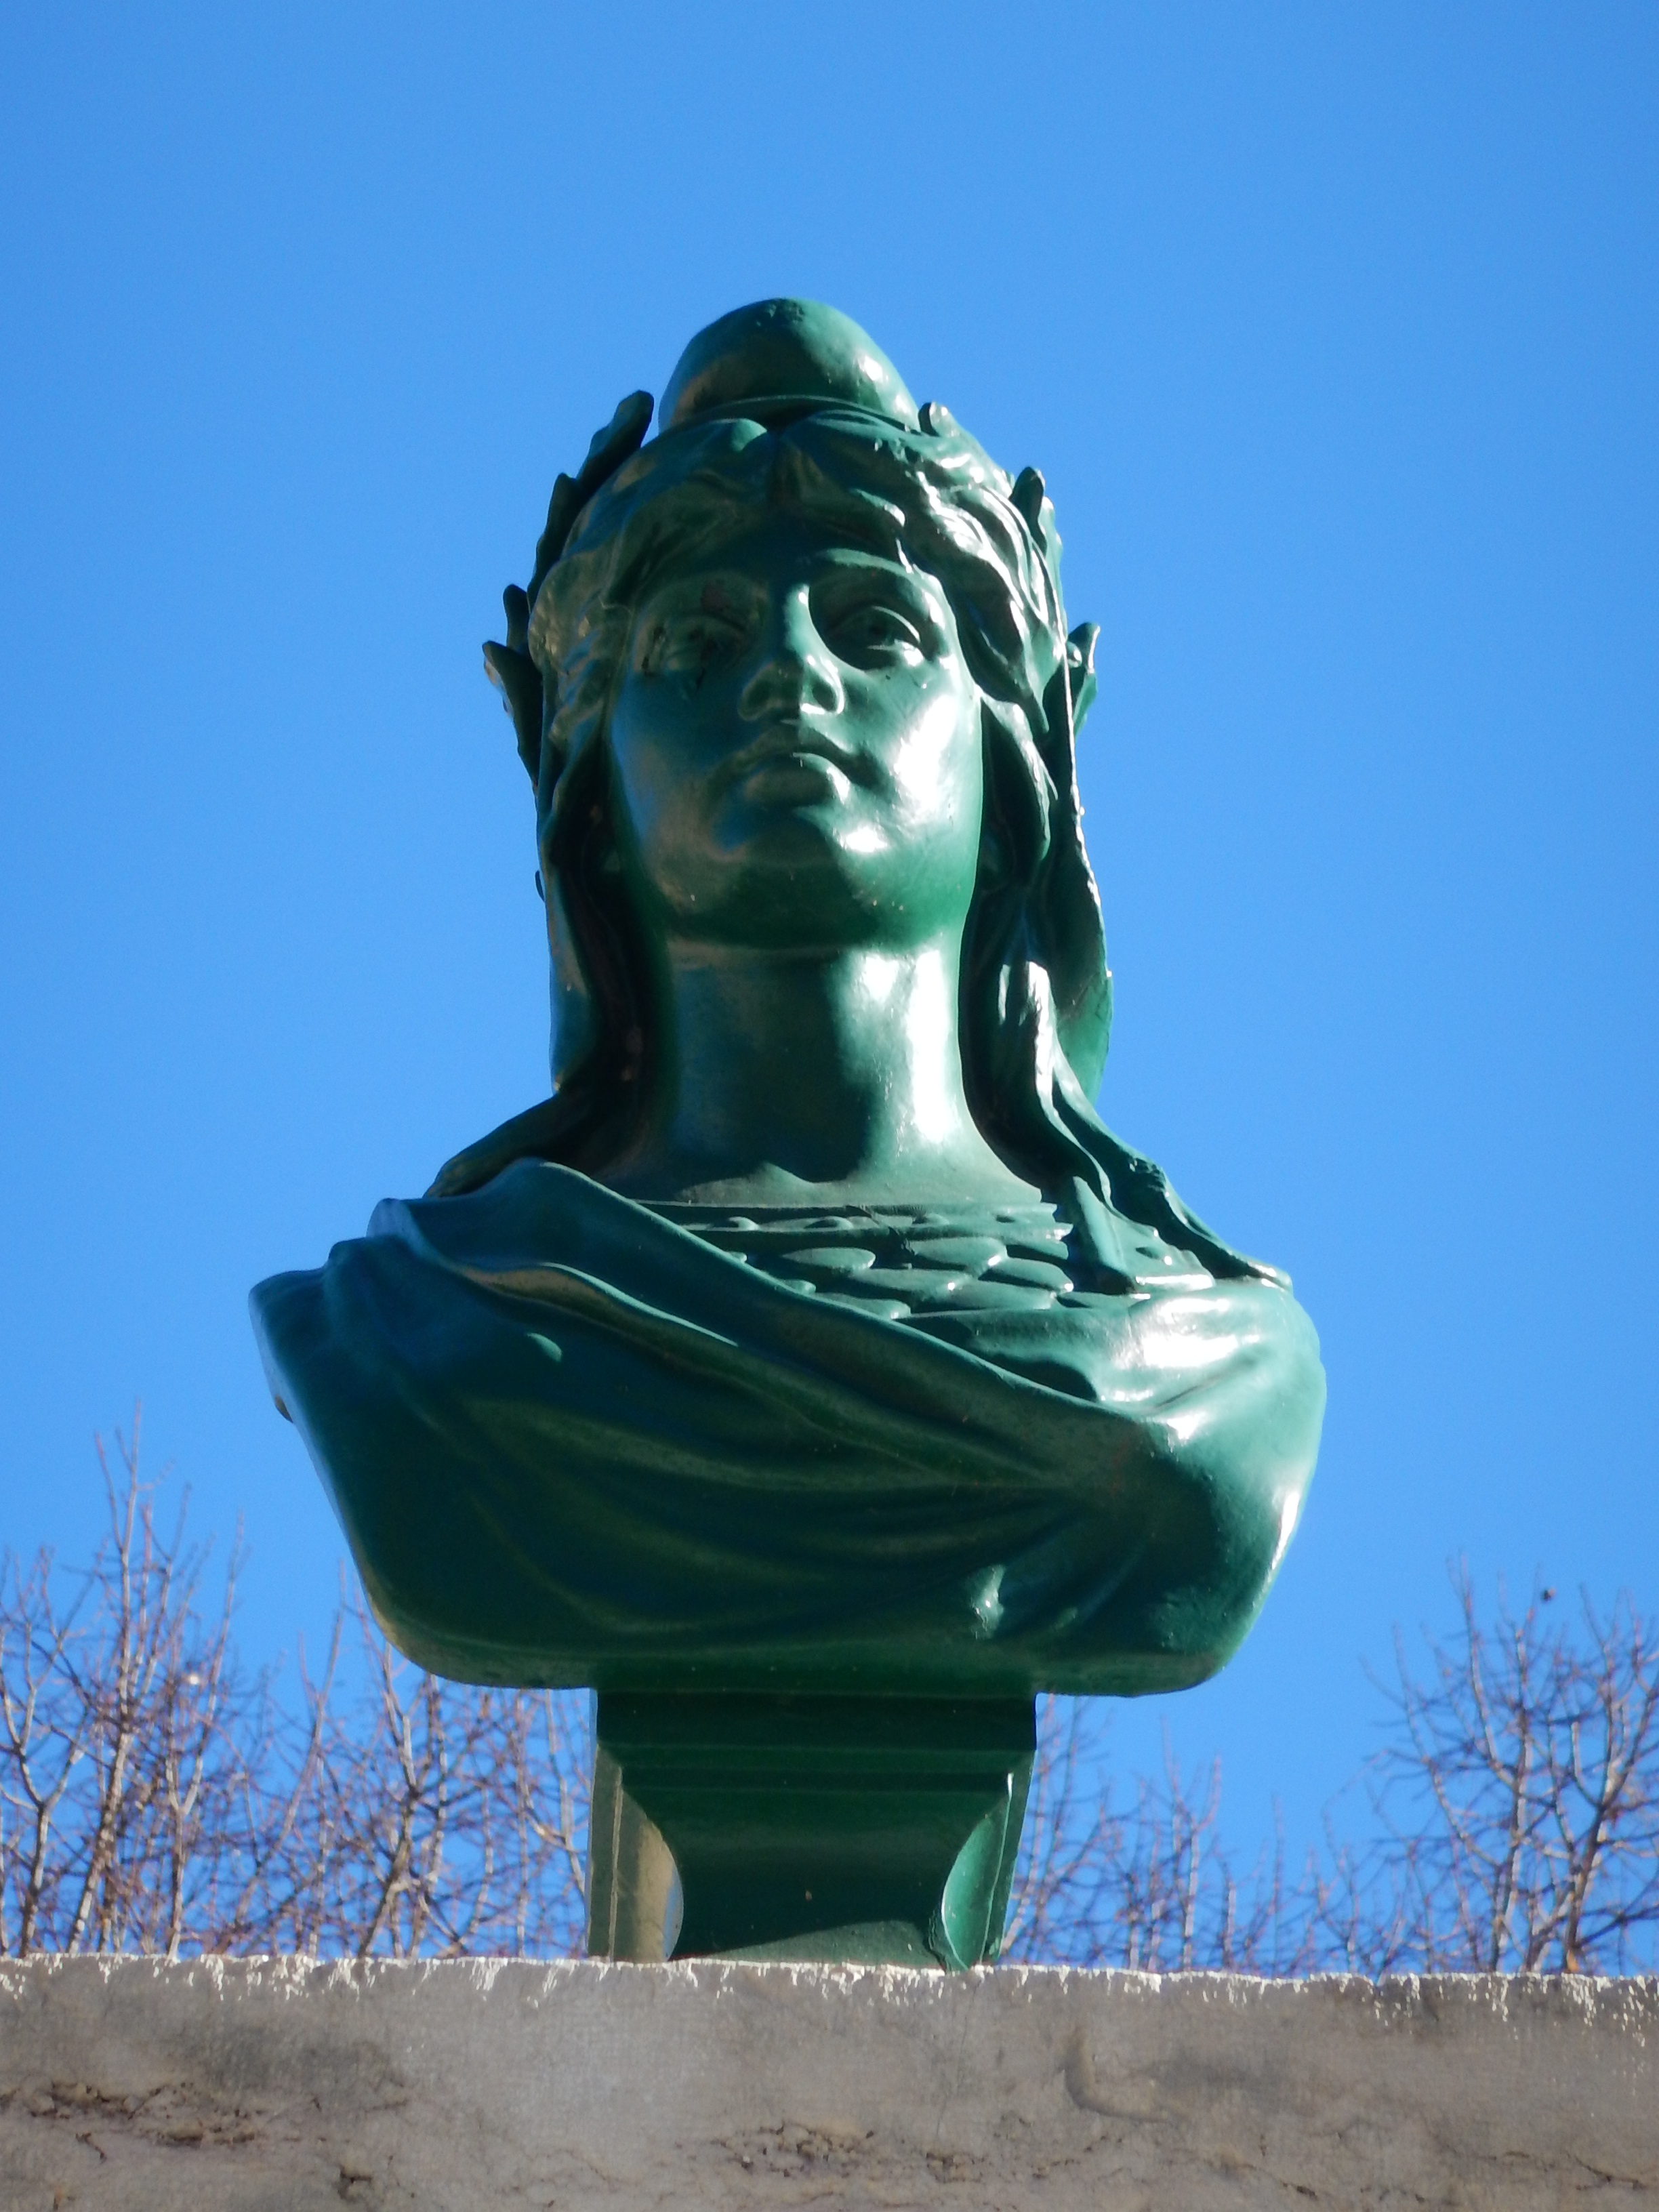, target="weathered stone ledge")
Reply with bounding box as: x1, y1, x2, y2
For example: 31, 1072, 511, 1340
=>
1, 1957, 1654, 2208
